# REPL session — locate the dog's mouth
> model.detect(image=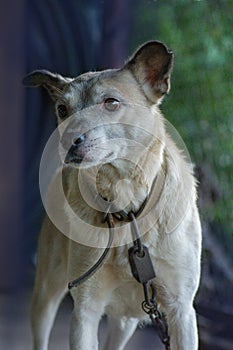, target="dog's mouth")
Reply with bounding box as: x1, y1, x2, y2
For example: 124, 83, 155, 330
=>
64, 143, 115, 166
64, 144, 85, 164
